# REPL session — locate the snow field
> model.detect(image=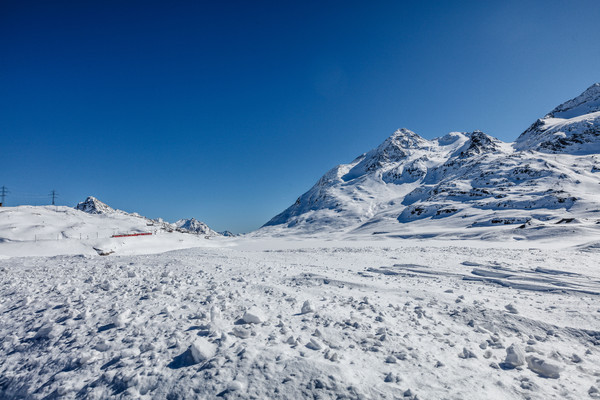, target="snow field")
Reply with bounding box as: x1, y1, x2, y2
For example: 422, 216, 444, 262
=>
1, 241, 599, 399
